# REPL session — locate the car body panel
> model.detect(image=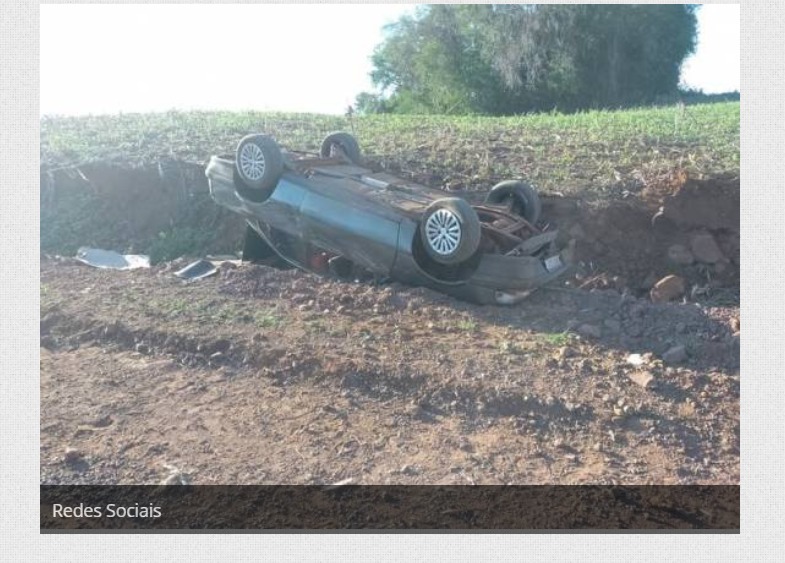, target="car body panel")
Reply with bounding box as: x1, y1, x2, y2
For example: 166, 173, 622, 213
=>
206, 147, 571, 305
